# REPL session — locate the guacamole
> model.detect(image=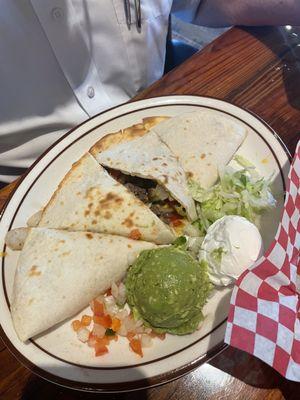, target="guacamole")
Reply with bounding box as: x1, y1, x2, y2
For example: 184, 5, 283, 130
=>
125, 247, 211, 335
